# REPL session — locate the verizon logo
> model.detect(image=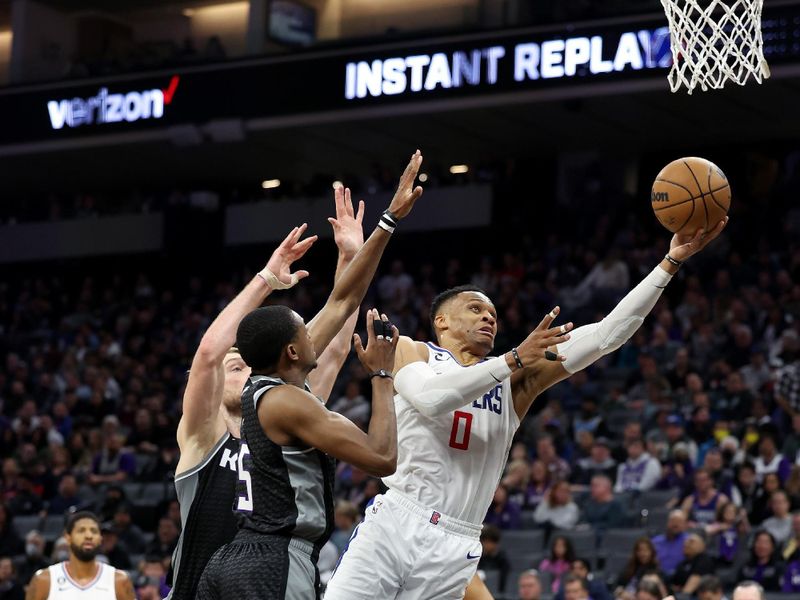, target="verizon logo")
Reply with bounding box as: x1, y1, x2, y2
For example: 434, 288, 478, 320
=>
47, 75, 180, 130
